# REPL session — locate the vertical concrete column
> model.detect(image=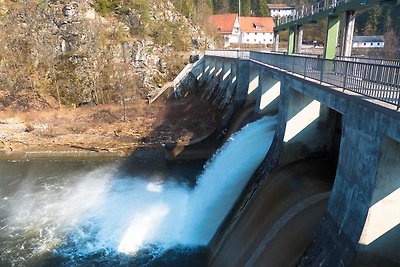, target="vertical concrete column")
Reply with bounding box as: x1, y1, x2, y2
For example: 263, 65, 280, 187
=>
199, 57, 212, 86
324, 16, 340, 59
246, 64, 260, 104
234, 59, 250, 105
223, 60, 237, 105
341, 10, 355, 57
257, 69, 281, 115
192, 57, 205, 83
205, 57, 218, 86
273, 31, 280, 52
215, 59, 223, 80
287, 27, 295, 55
358, 136, 400, 263
219, 59, 233, 103
295, 25, 303, 54
222, 60, 232, 83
